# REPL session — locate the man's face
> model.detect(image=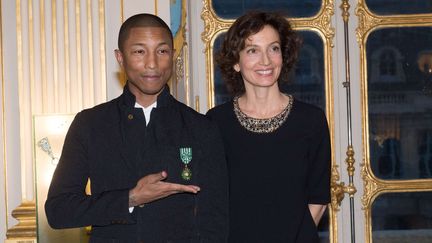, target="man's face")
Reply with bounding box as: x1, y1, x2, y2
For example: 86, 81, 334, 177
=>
115, 27, 173, 104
